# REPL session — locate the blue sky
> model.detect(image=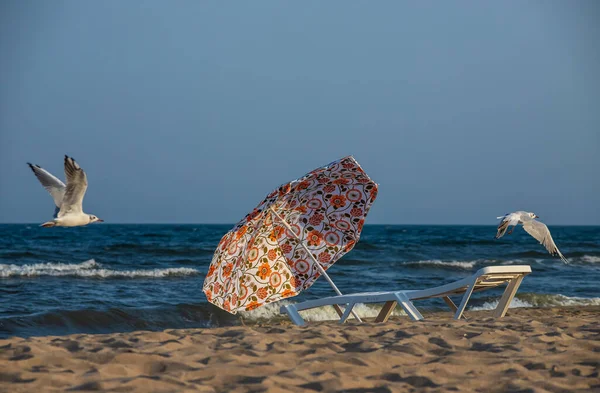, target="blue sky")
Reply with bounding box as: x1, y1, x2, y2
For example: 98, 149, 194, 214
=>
1, 1, 598, 225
